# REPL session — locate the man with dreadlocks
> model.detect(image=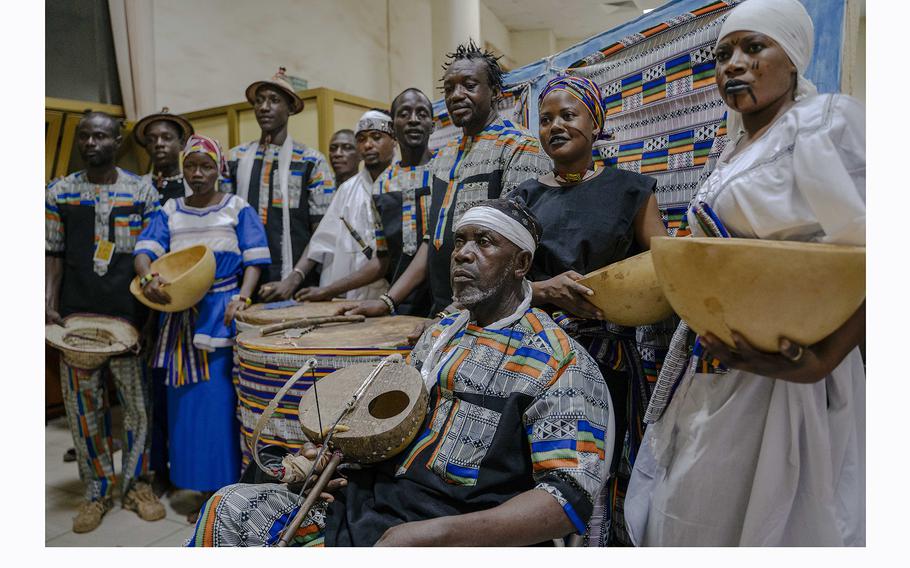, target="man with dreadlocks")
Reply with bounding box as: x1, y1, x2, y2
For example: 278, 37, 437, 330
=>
346, 40, 551, 322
